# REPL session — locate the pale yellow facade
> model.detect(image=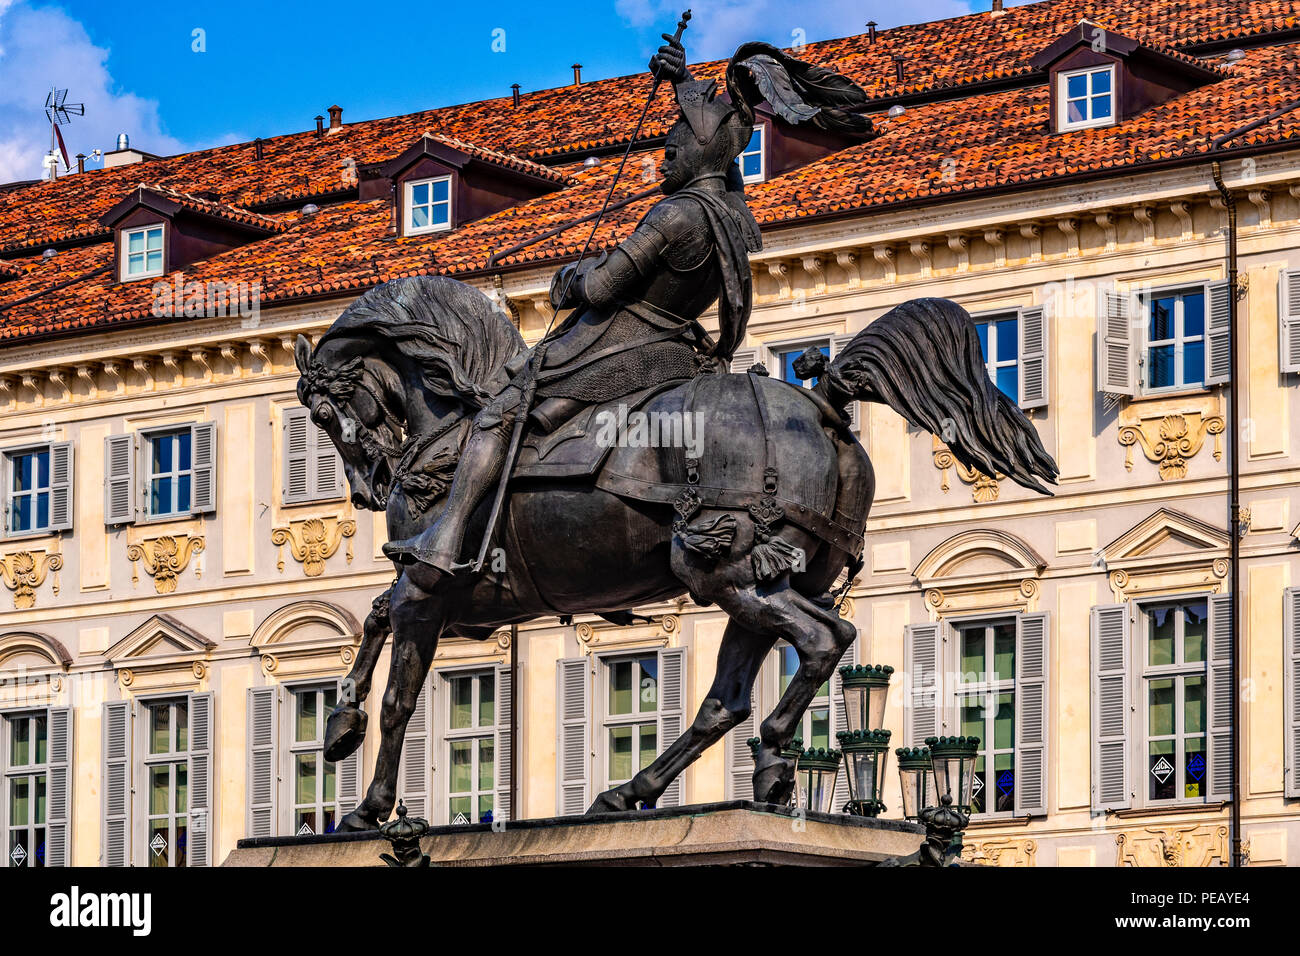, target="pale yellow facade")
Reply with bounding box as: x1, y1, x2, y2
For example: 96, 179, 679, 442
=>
2, 144, 1299, 867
